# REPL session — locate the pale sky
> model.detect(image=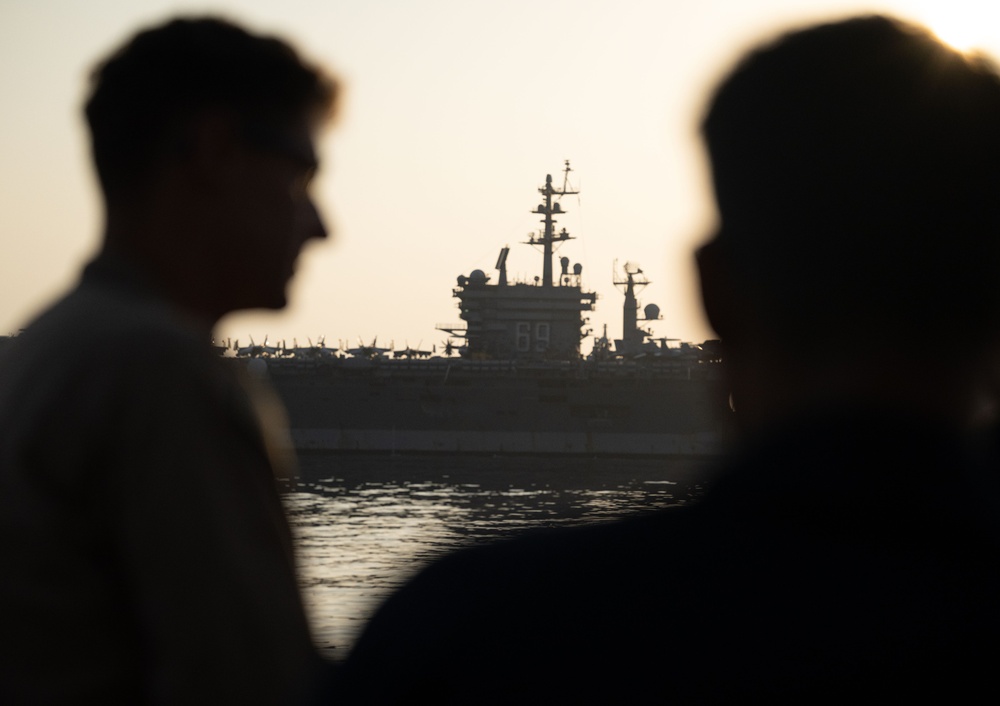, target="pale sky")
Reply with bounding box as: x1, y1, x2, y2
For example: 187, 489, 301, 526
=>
3, 0, 999, 353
